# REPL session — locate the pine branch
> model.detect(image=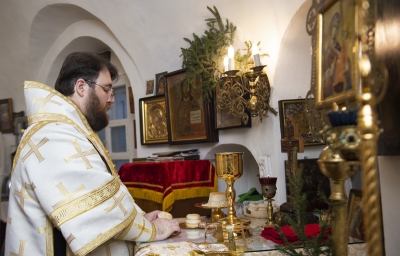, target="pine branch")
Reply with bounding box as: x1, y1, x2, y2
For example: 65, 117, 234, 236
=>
275, 147, 332, 255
